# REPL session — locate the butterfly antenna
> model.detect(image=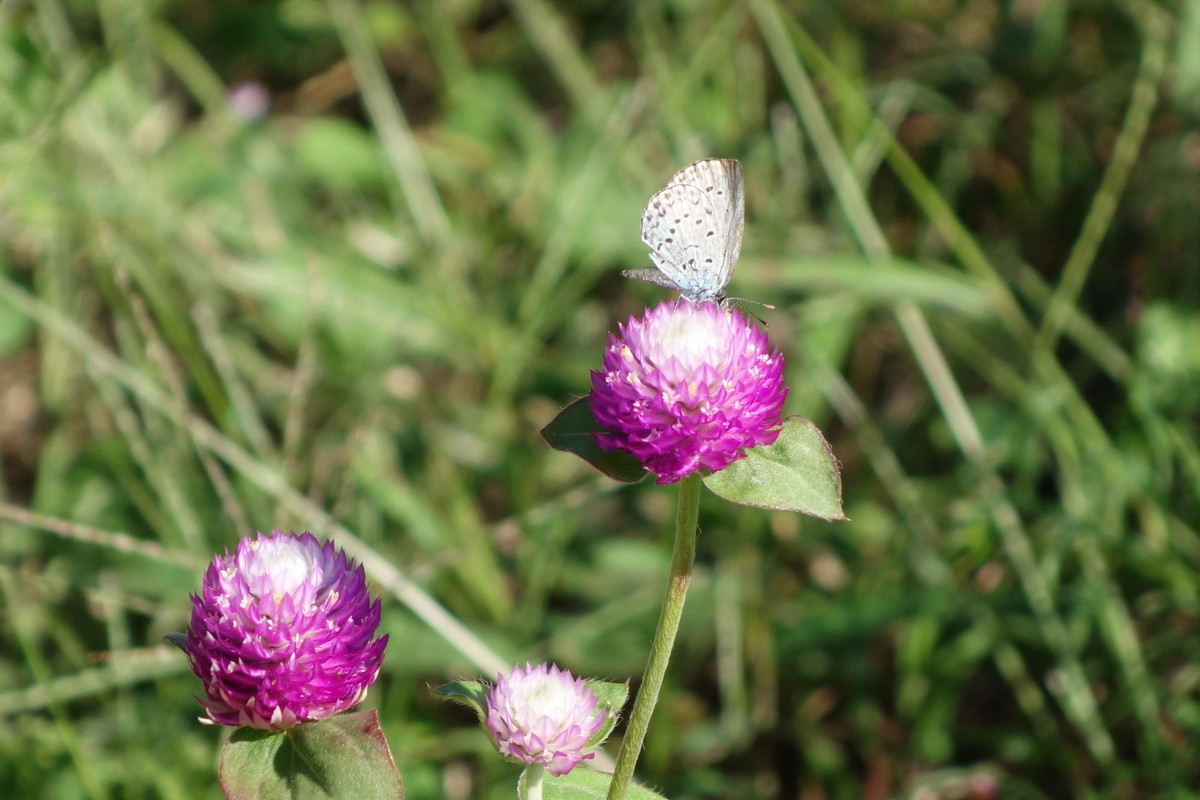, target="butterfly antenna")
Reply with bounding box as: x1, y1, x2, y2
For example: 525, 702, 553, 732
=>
724, 296, 775, 326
